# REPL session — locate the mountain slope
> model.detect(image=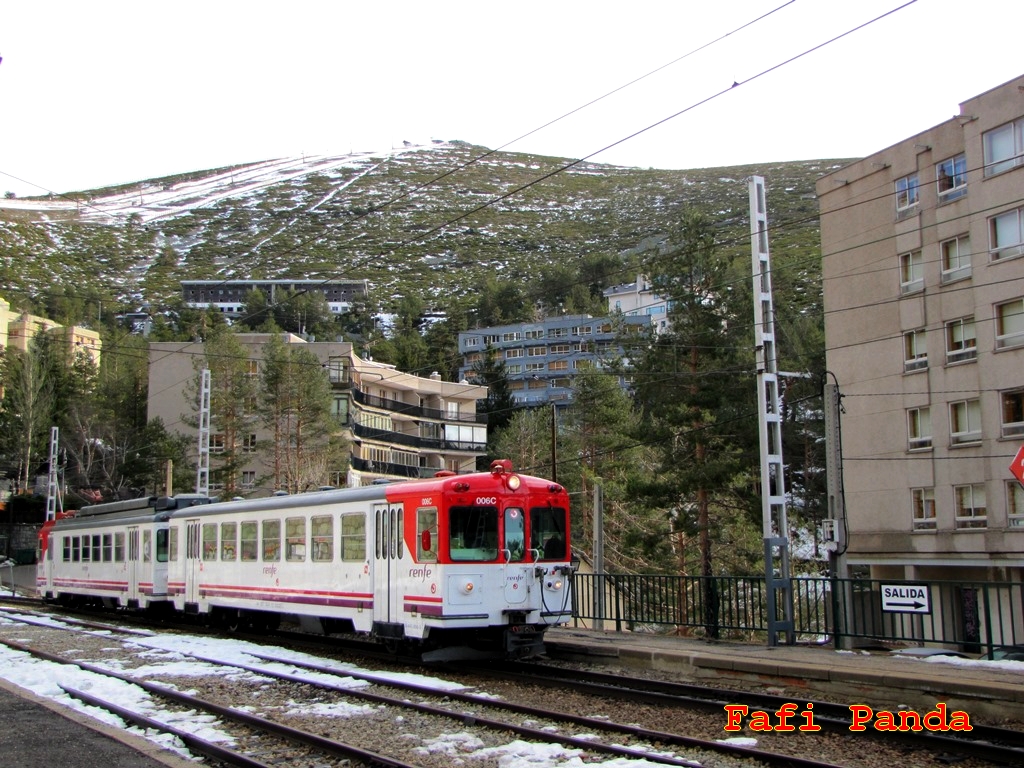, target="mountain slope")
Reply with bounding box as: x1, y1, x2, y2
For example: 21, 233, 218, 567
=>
0, 142, 851, 314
